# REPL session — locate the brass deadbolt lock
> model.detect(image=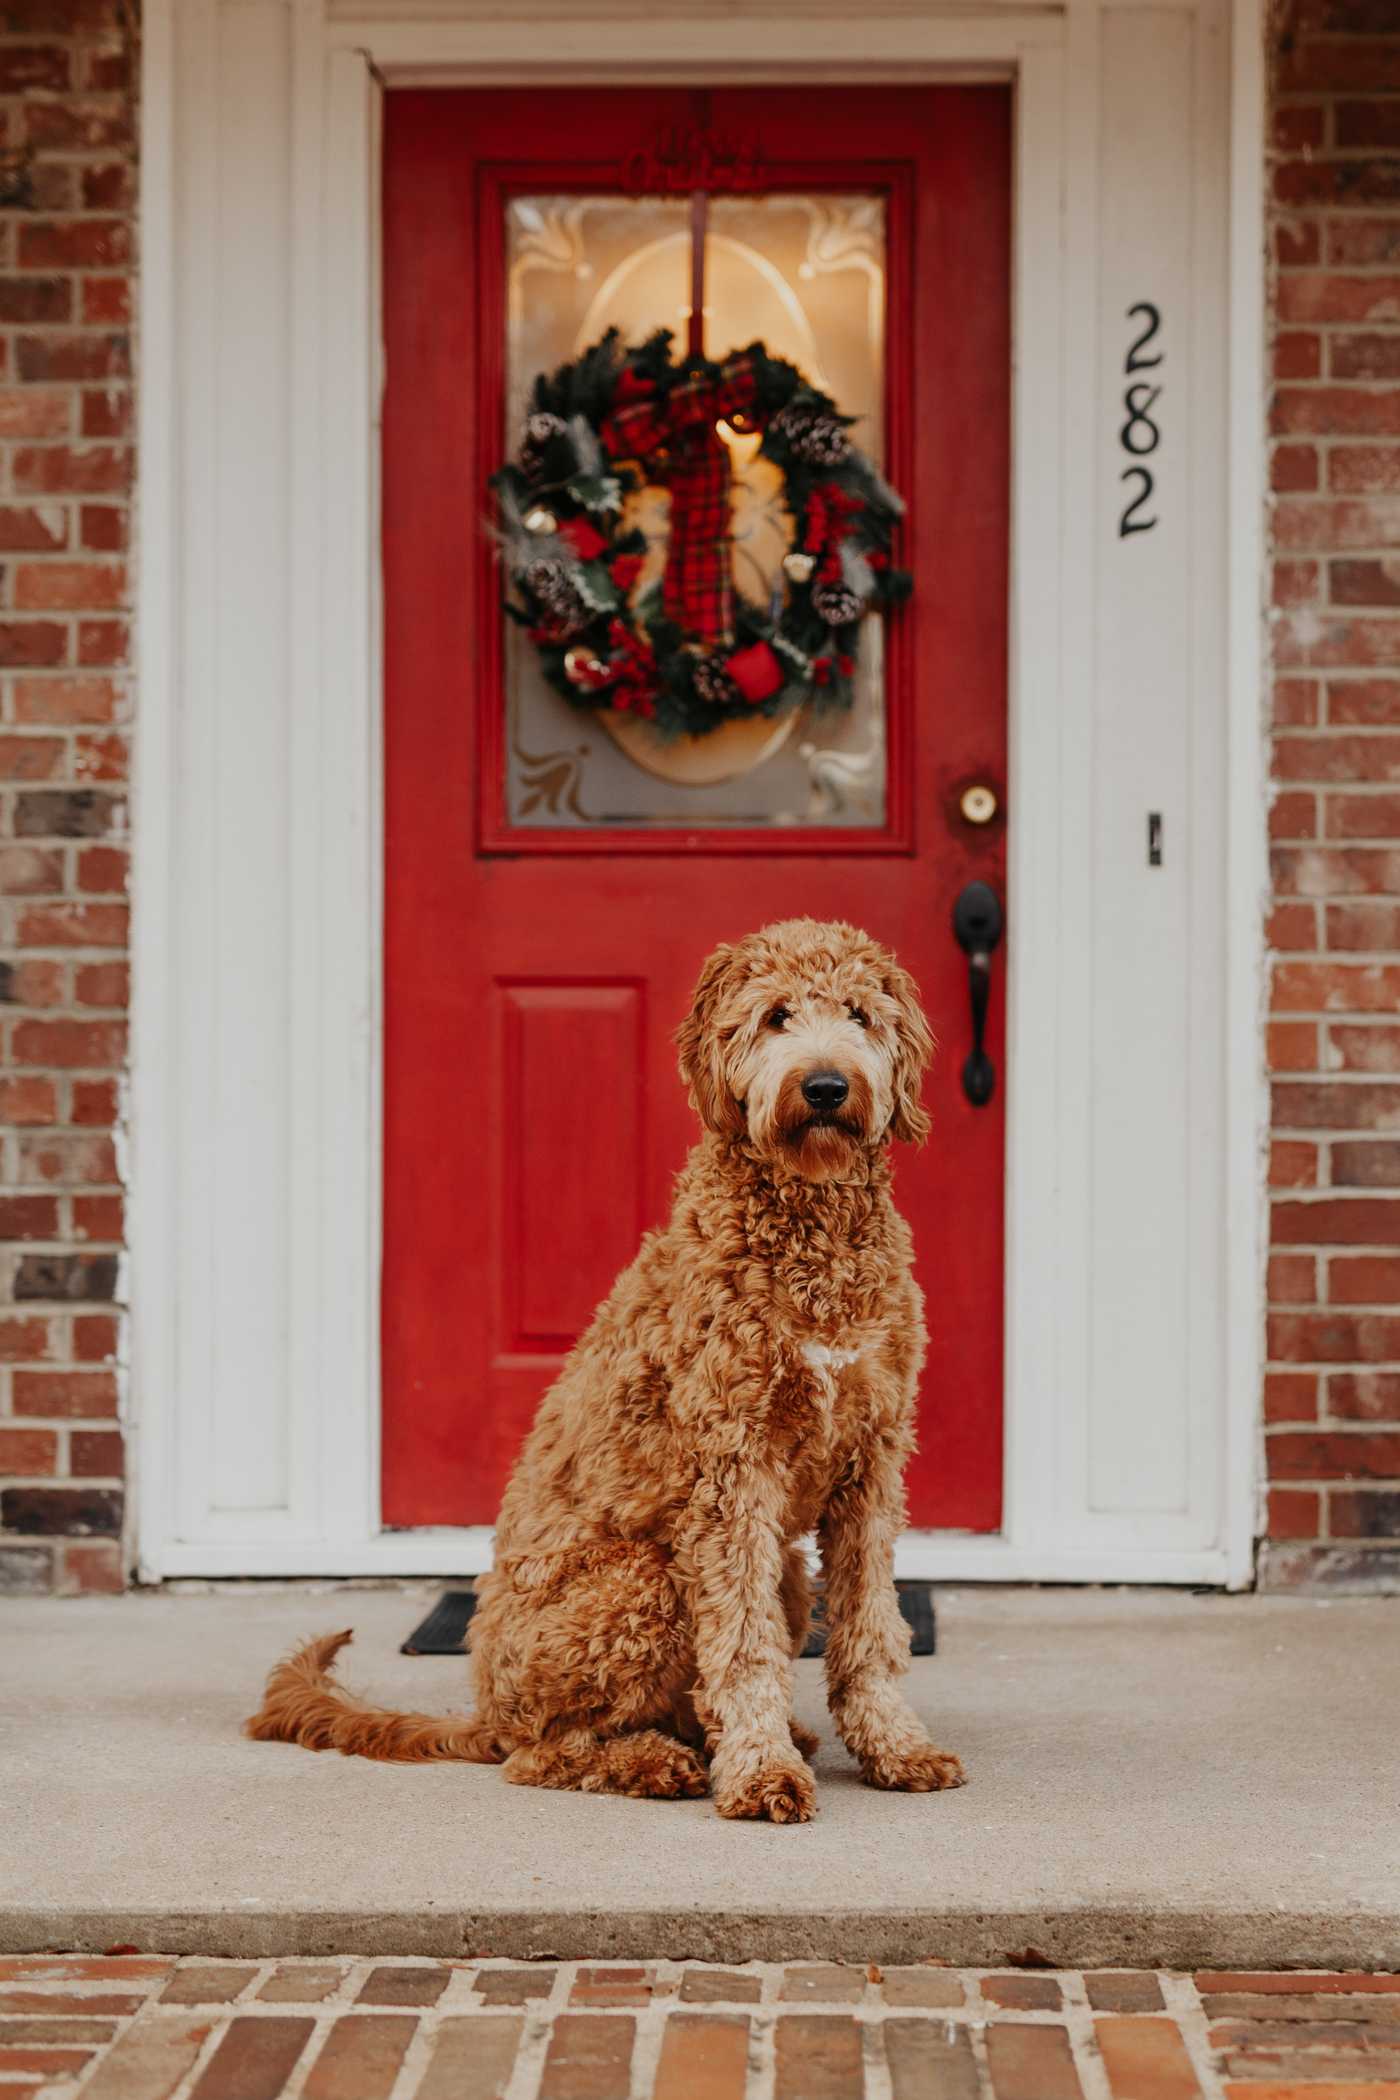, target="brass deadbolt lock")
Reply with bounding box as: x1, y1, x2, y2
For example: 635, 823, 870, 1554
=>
959, 783, 999, 826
